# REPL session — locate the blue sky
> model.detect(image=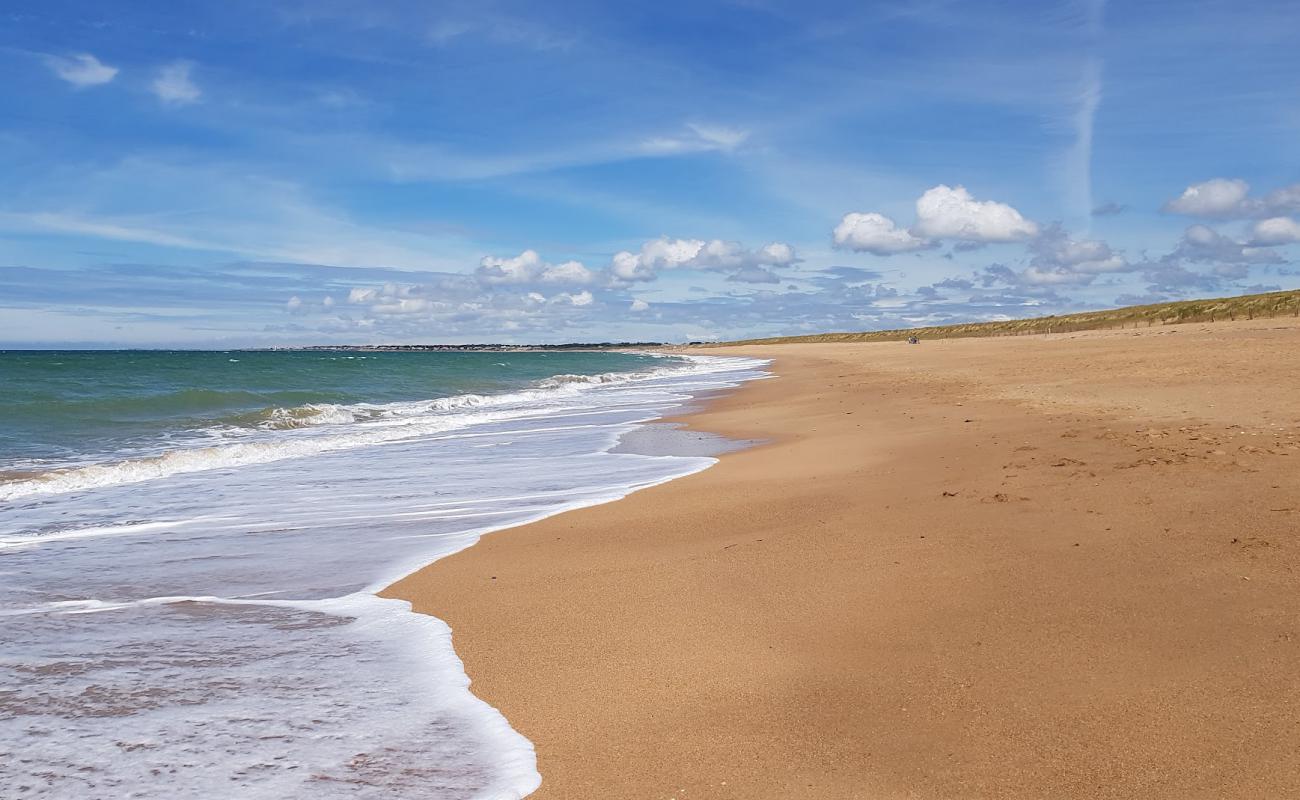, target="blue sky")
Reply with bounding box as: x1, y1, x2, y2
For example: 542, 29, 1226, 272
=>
2, 0, 1298, 346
